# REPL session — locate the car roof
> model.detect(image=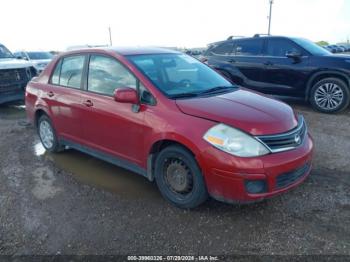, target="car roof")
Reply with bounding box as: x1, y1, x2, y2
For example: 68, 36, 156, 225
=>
209, 35, 292, 46
64, 46, 181, 56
